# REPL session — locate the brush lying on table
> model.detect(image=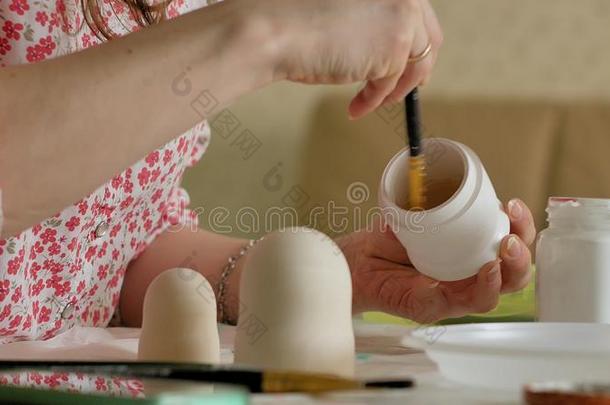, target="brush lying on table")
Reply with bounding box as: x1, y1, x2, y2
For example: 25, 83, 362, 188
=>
0, 360, 414, 393
405, 88, 427, 210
